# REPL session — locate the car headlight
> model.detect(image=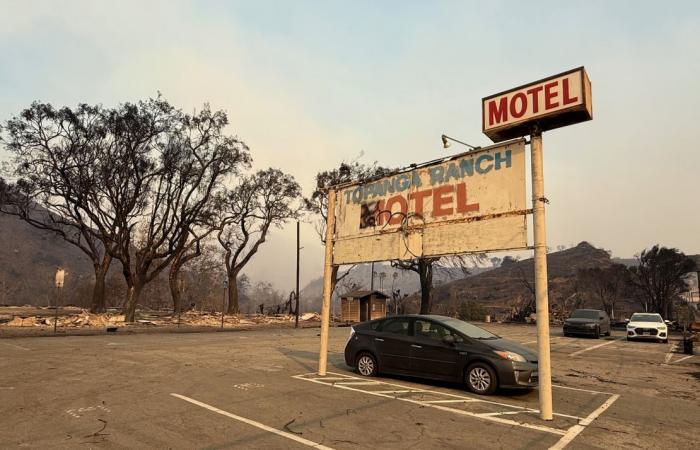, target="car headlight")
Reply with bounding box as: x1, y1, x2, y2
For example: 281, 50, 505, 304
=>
493, 350, 527, 362
627, 325, 635, 329
657, 326, 667, 331
587, 323, 597, 328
